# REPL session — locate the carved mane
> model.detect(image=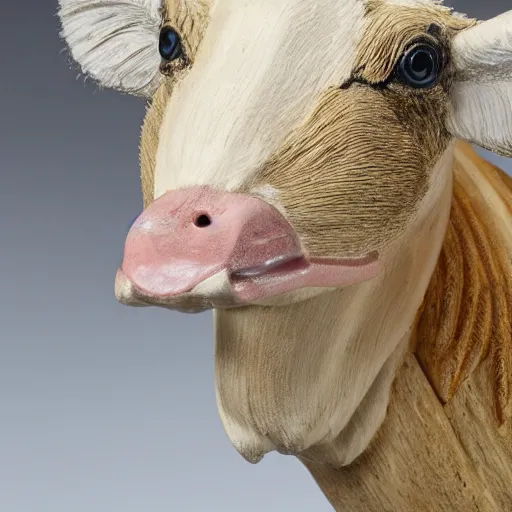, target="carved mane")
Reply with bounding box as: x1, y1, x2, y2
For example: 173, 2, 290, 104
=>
414, 141, 512, 424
